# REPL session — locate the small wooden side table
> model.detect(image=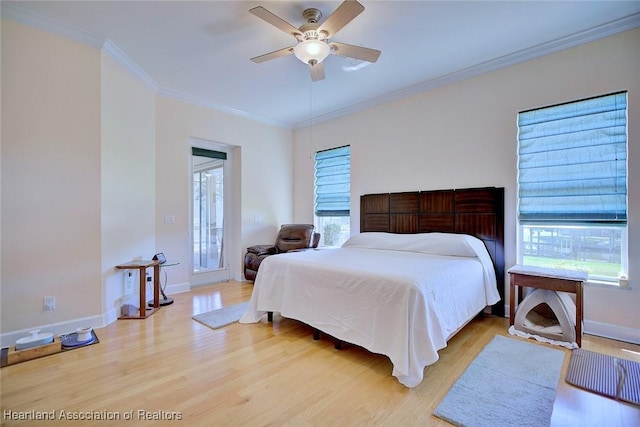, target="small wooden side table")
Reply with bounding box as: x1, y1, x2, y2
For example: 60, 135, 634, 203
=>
508, 264, 588, 346
115, 260, 161, 319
